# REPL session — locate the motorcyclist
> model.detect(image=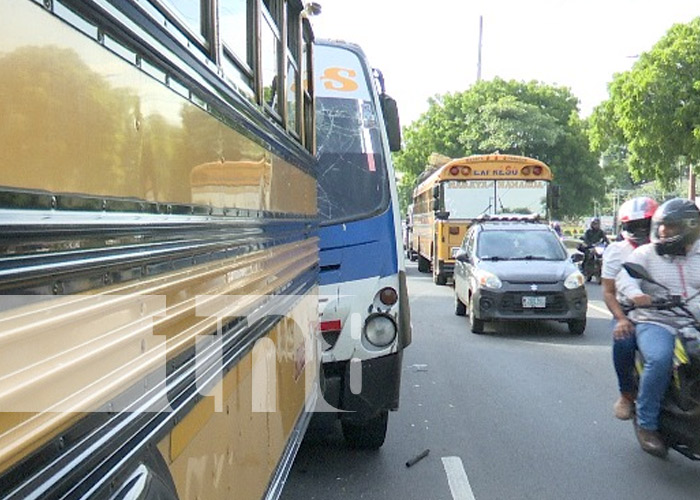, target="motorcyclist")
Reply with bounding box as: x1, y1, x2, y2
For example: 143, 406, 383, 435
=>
582, 217, 608, 245
579, 217, 609, 280
617, 198, 700, 457
551, 221, 563, 238
600, 197, 658, 420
